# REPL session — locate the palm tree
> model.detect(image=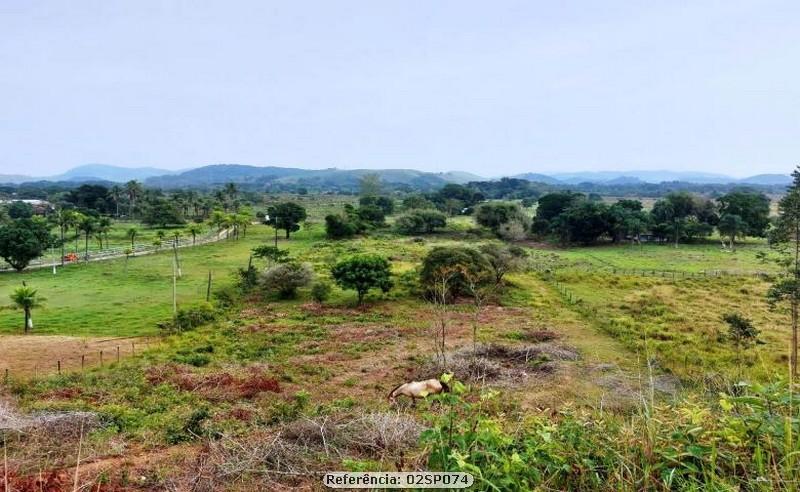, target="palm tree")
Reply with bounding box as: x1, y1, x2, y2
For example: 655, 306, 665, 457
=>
56, 209, 79, 265
9, 285, 45, 334
186, 225, 203, 245
109, 185, 124, 217
96, 216, 112, 249
126, 227, 138, 252
125, 180, 143, 219
78, 215, 97, 261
